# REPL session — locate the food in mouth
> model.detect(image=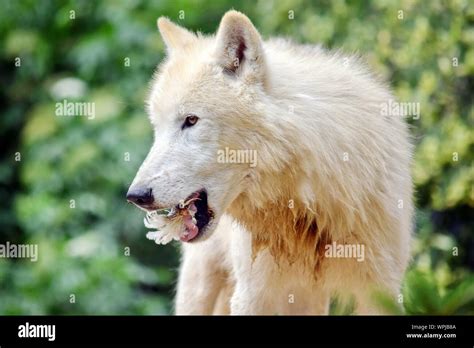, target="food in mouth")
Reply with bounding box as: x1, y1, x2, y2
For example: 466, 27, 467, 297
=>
144, 190, 213, 244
